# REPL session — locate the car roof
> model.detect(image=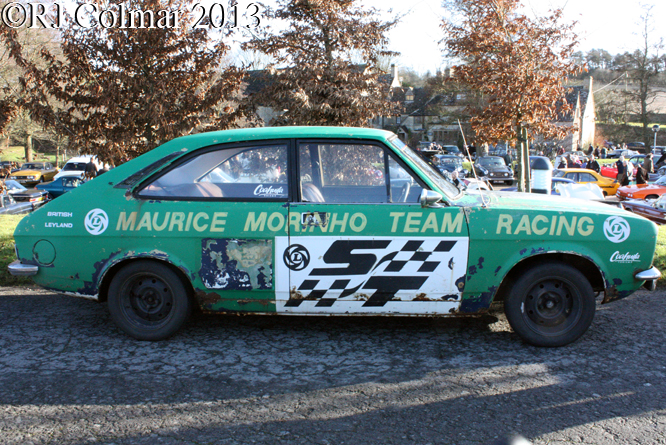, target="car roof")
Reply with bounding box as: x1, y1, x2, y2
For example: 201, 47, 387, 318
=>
154, 127, 395, 157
